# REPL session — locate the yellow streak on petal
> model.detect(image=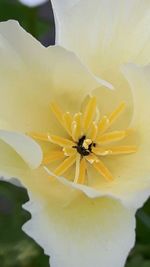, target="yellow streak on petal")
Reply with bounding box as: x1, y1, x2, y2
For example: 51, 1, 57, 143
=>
93, 145, 137, 156
74, 157, 87, 184
108, 102, 126, 126
97, 130, 129, 144
54, 153, 76, 176
105, 145, 137, 155
93, 159, 114, 181
74, 153, 81, 183
63, 147, 76, 156
50, 102, 70, 134
86, 154, 99, 164
97, 116, 109, 134
97, 102, 126, 136
28, 132, 50, 142
88, 121, 98, 140
63, 112, 73, 136
43, 150, 65, 164
92, 147, 110, 156
50, 102, 64, 125
48, 135, 75, 147
83, 96, 97, 132
72, 112, 82, 141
